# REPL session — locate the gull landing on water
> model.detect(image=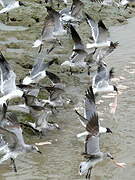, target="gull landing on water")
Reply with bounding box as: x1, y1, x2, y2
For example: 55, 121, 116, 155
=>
0, 0, 25, 14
